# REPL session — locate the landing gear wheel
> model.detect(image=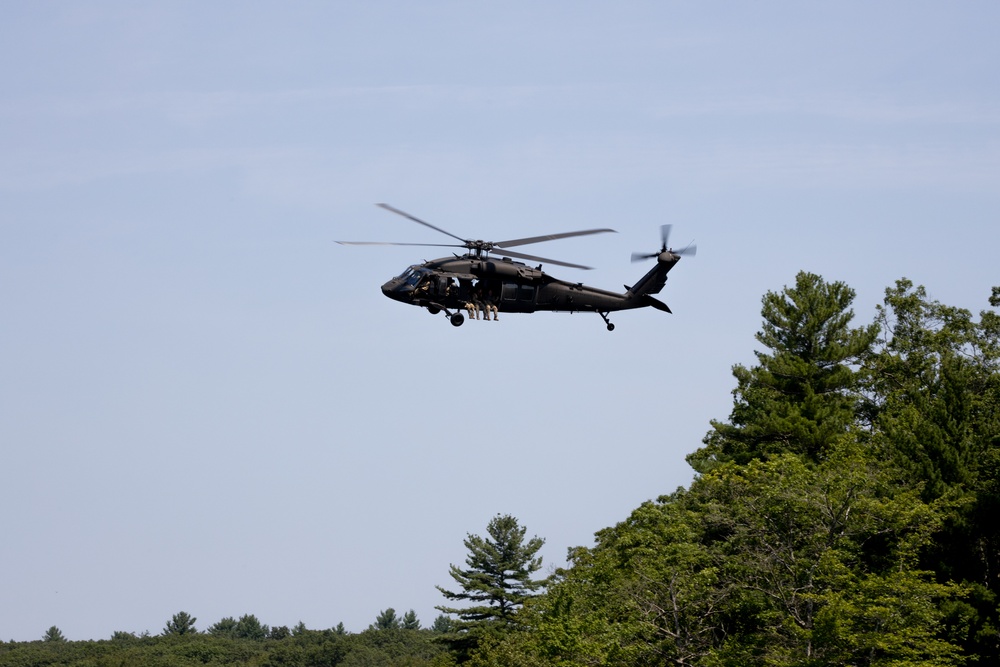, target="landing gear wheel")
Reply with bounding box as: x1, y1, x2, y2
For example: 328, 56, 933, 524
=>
450, 313, 465, 327
599, 312, 615, 332
607, 323, 615, 331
